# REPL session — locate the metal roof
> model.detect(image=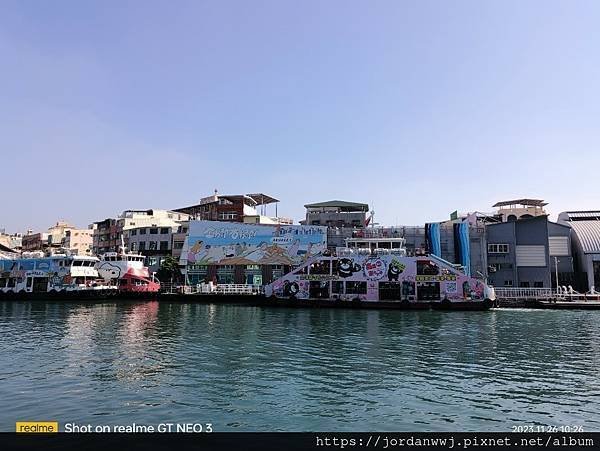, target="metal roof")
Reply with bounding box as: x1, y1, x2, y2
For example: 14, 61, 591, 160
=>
492, 199, 547, 207
560, 211, 600, 220
567, 221, 600, 254
245, 193, 279, 205
304, 200, 369, 210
